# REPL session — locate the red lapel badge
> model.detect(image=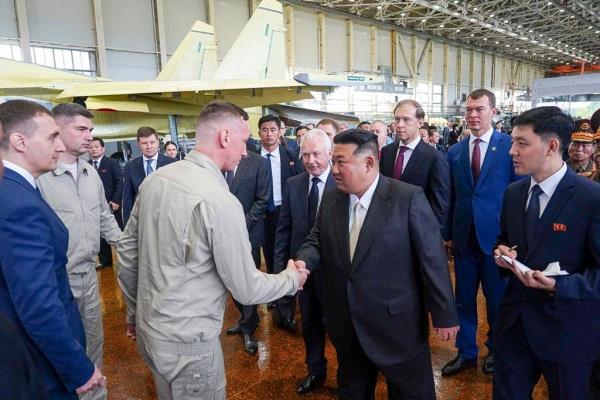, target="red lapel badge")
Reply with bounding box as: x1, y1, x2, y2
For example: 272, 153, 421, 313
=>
553, 223, 567, 232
